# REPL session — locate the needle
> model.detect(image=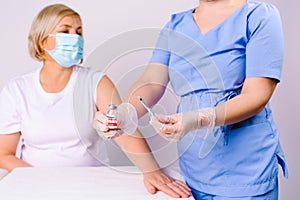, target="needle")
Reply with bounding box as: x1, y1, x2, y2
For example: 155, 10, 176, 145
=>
137, 96, 155, 117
